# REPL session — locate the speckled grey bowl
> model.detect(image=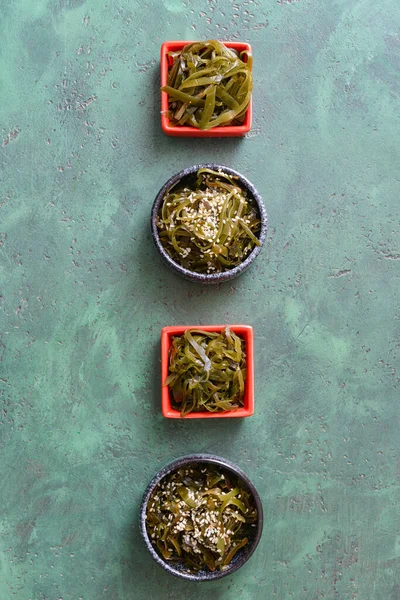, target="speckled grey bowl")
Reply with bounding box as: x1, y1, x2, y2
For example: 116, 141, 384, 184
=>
139, 454, 263, 581
151, 164, 268, 283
